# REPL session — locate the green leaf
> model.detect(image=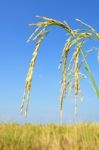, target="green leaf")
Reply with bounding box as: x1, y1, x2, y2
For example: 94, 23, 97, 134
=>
81, 50, 99, 97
